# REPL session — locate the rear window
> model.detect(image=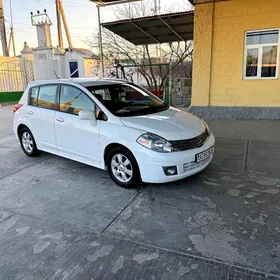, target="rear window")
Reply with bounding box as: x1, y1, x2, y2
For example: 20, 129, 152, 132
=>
29, 87, 39, 106
29, 85, 57, 110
